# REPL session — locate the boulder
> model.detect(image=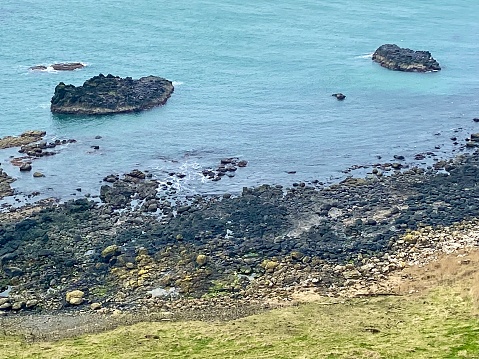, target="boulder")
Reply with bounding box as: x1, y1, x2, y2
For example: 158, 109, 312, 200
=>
196, 254, 208, 266
372, 44, 441, 72
90, 302, 102, 310
332, 93, 346, 100
101, 244, 120, 260
262, 260, 279, 272
25, 299, 38, 308
51, 74, 174, 115
470, 133, 479, 142
0, 301, 12, 310
19, 163, 32, 172
12, 301, 25, 311
66, 290, 84, 305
